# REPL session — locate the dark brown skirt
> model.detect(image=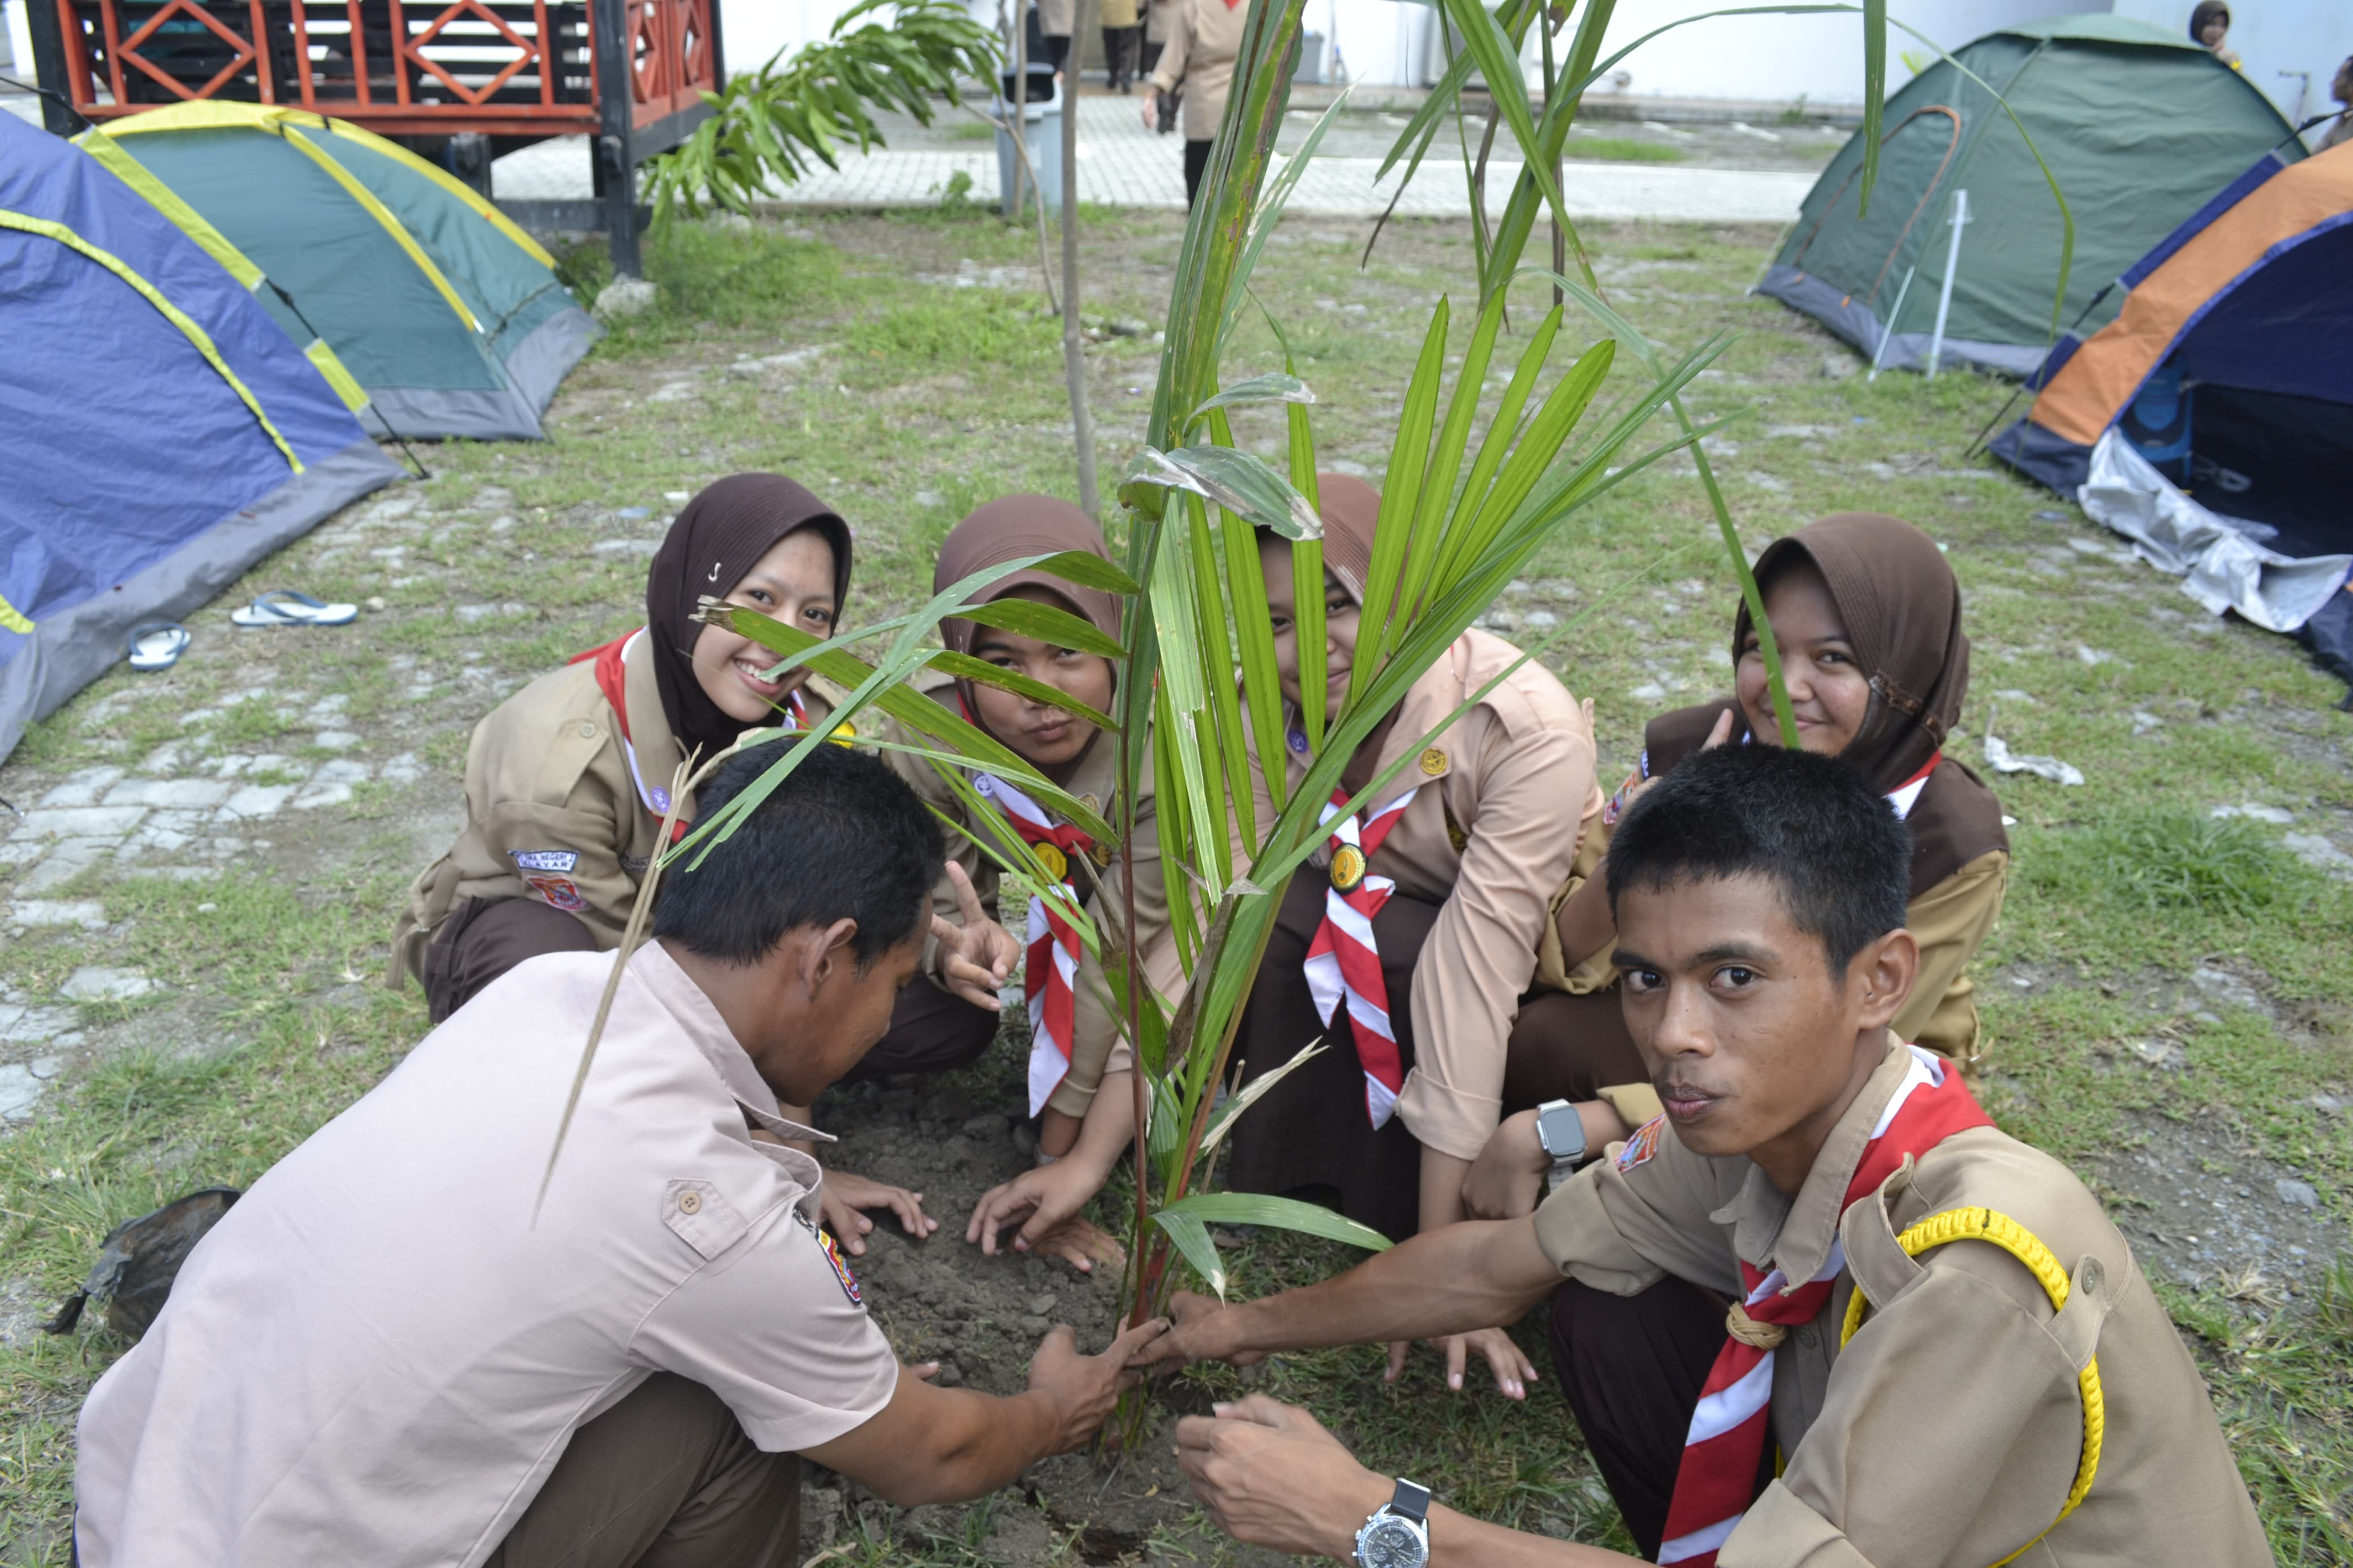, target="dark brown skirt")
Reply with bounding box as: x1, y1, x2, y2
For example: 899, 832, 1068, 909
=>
1500, 985, 1648, 1113
423, 896, 598, 1024
1225, 872, 1443, 1242
848, 973, 999, 1081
